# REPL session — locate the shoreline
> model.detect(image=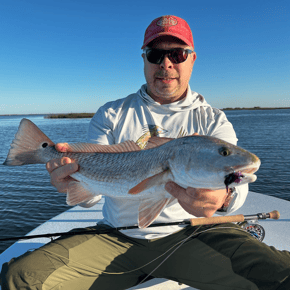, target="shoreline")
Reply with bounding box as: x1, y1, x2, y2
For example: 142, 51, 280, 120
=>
44, 113, 95, 119
1, 107, 290, 118
221, 107, 290, 111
